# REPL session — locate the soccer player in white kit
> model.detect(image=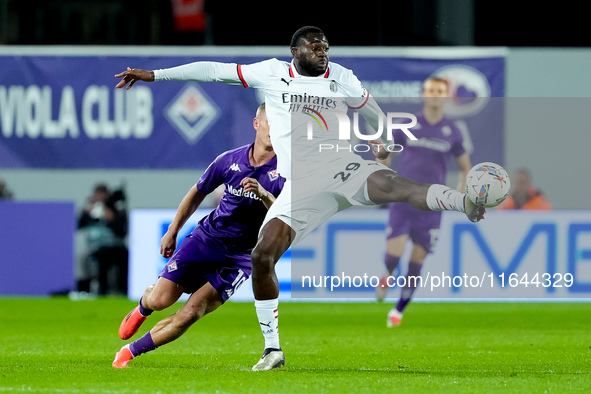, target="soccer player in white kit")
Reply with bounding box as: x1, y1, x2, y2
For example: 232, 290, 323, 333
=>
116, 26, 485, 371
